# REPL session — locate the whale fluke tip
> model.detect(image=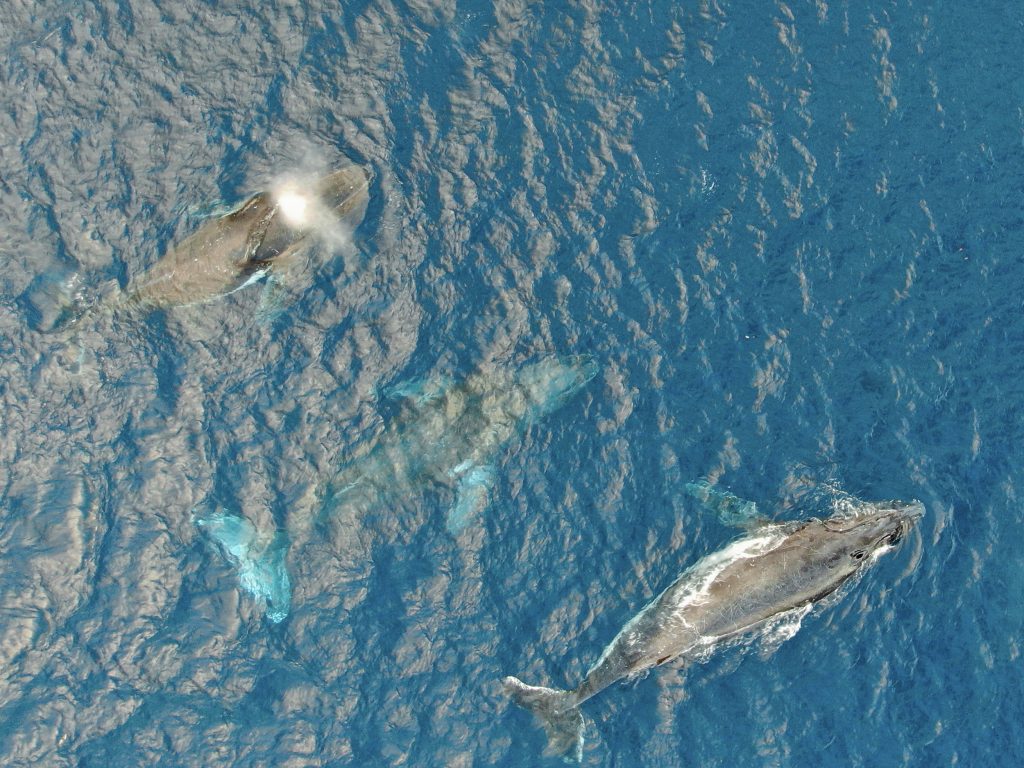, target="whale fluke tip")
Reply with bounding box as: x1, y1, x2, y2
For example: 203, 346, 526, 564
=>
503, 676, 584, 763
